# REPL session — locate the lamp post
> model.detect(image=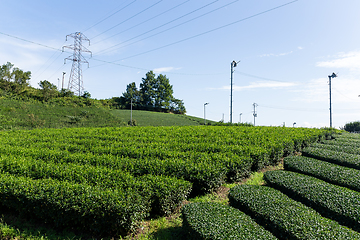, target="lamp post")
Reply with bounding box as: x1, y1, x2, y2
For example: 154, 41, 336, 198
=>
328, 72, 337, 128
204, 103, 209, 125
293, 122, 296, 127
230, 60, 240, 123
239, 113, 242, 123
